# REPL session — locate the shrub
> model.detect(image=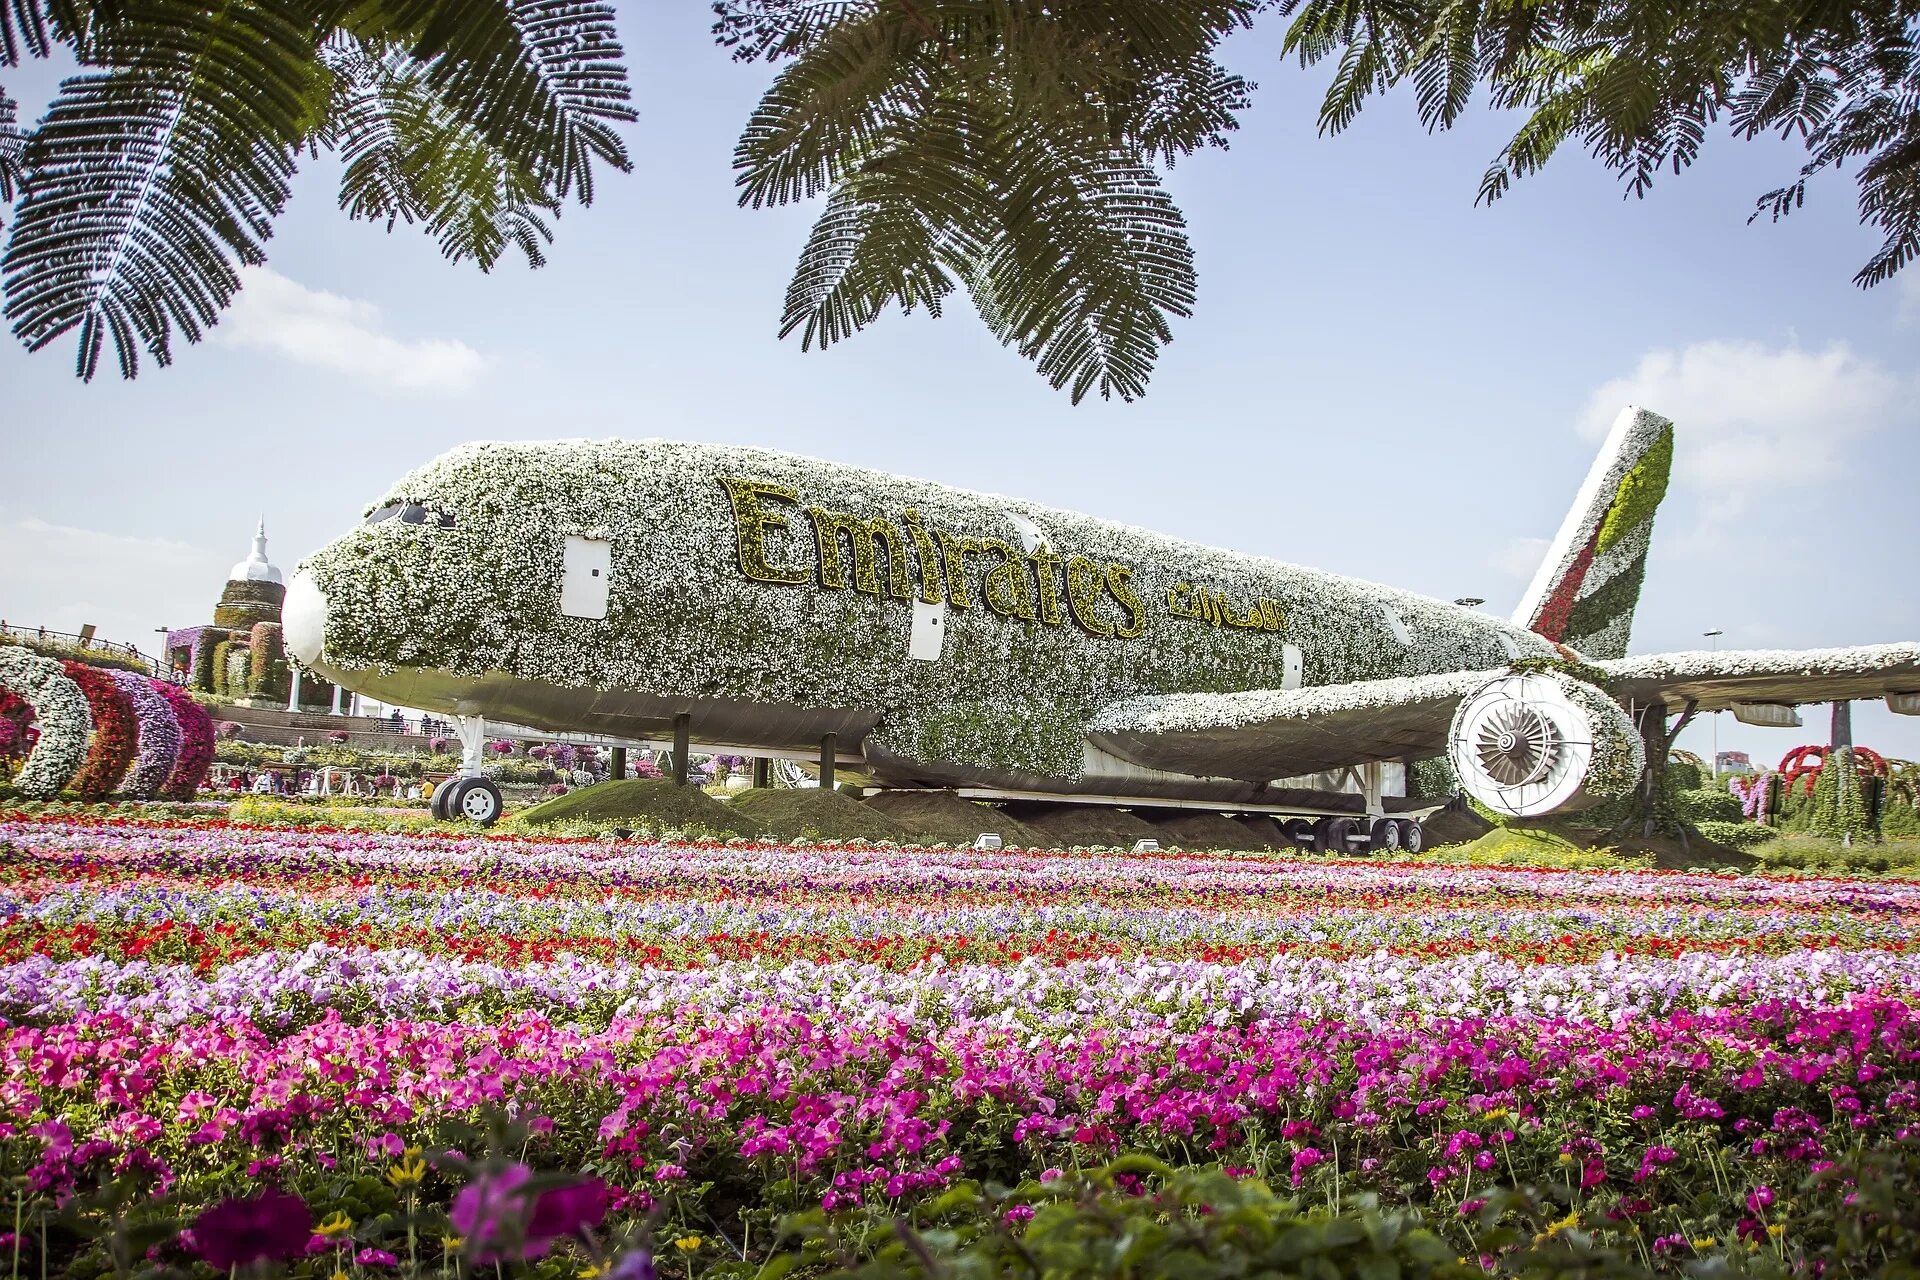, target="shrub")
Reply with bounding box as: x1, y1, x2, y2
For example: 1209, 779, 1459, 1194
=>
0, 636, 151, 675
1695, 819, 1774, 850
1672, 786, 1743, 824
